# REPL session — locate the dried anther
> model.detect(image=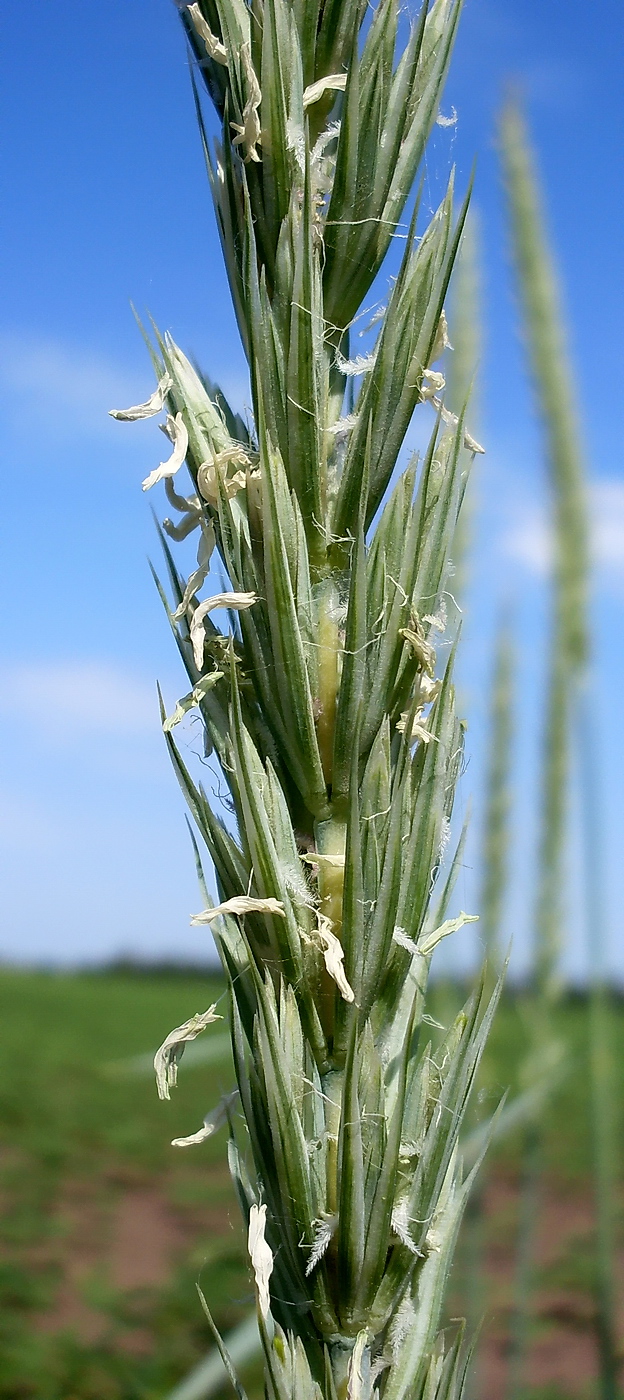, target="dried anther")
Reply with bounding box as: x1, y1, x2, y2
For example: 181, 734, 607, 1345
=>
154, 1006, 221, 1100
417, 911, 479, 957
248, 1203, 273, 1319
186, 3, 227, 64
109, 372, 172, 421
171, 1090, 239, 1148
190, 895, 285, 925
303, 74, 347, 109
189, 591, 257, 668
316, 913, 354, 1002
142, 413, 189, 492
172, 519, 217, 621
429, 310, 453, 363
230, 45, 262, 163
399, 619, 436, 676
197, 446, 253, 504
162, 671, 224, 732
